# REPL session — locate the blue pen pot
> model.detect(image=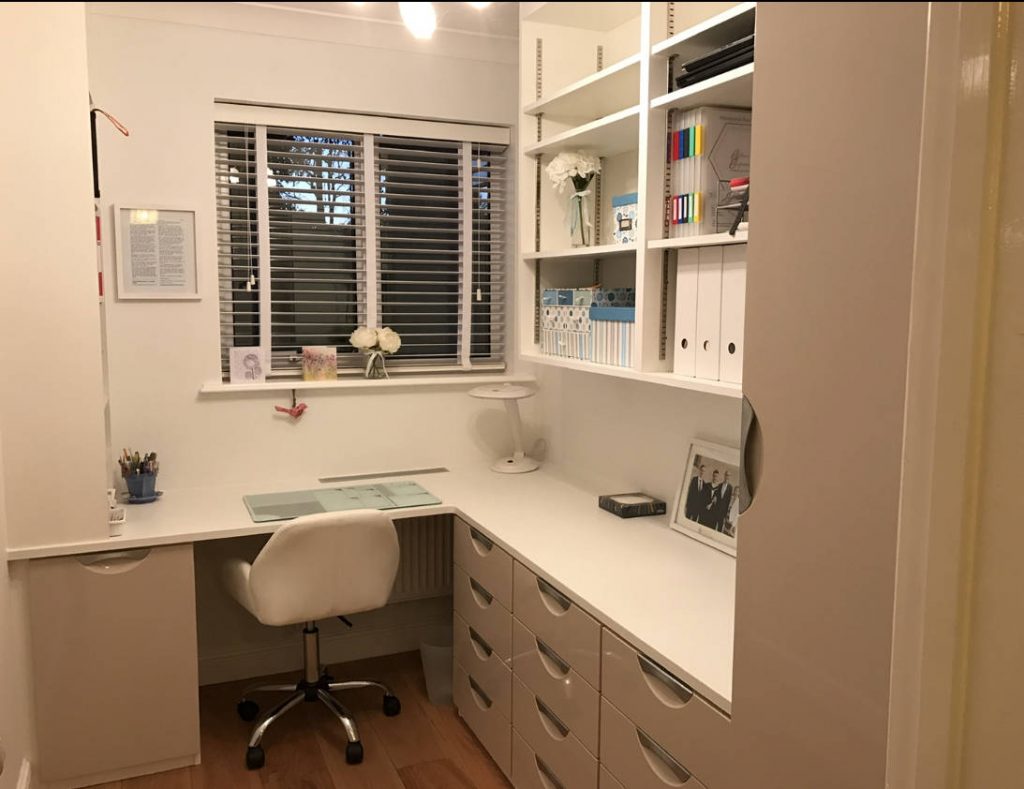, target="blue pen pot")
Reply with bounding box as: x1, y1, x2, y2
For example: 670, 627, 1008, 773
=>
126, 472, 157, 501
